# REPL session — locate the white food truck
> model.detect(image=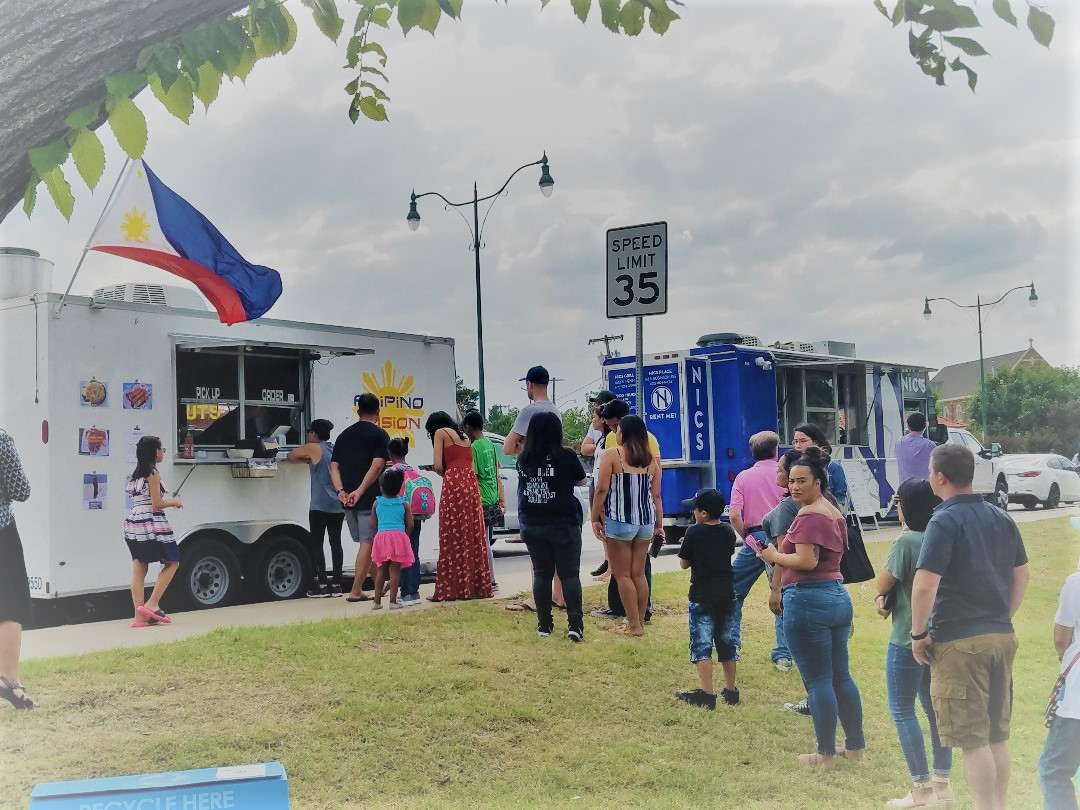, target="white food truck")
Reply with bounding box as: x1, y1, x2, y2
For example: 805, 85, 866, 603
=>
0, 248, 457, 613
